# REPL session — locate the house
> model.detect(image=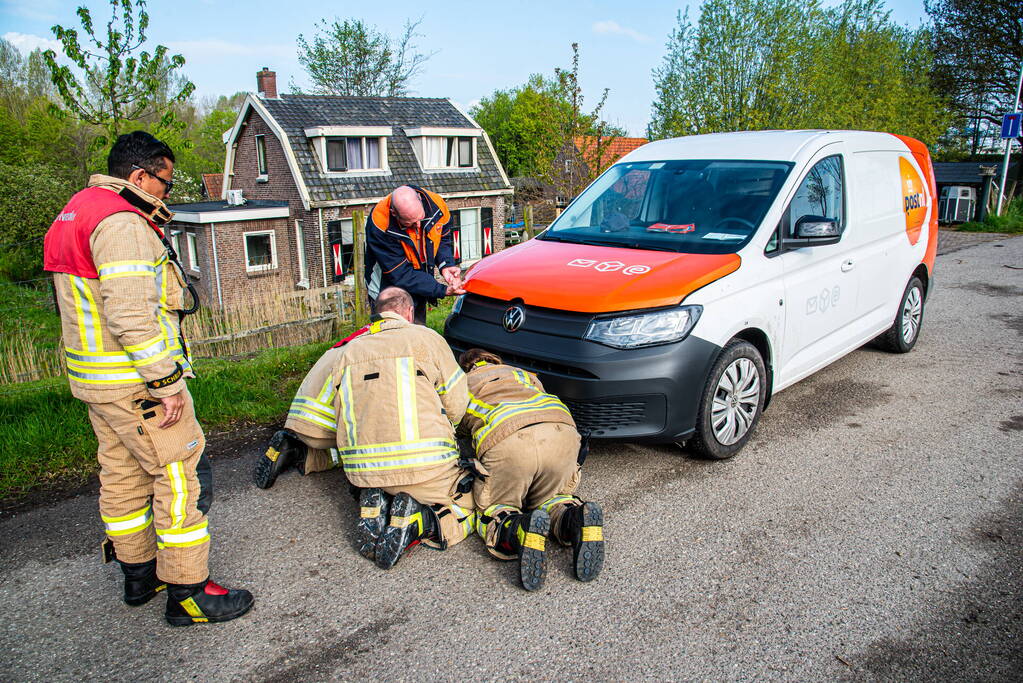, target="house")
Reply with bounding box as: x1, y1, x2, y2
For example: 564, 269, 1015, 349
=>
547, 135, 648, 209
200, 173, 223, 200
573, 136, 649, 175
168, 68, 513, 307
